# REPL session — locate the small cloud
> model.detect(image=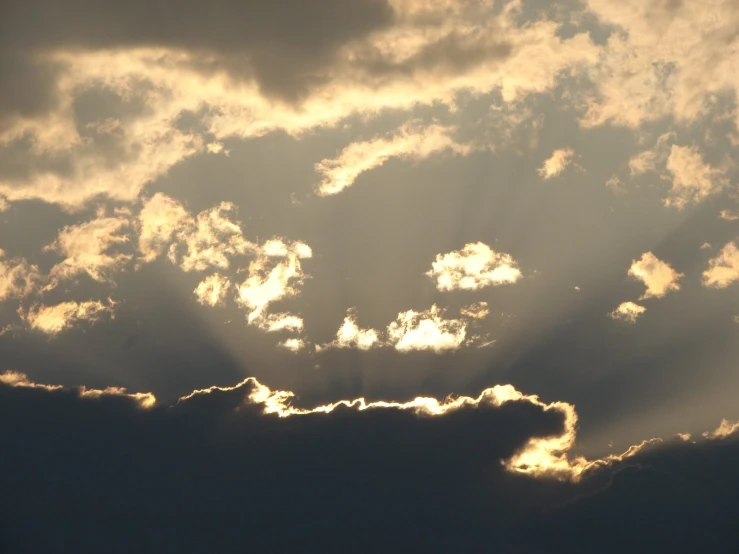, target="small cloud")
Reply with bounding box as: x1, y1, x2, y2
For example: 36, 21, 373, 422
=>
20, 299, 116, 334
0, 250, 42, 301
628, 132, 673, 176
628, 252, 683, 299
206, 142, 229, 155
720, 209, 739, 221
193, 273, 232, 307
173, 202, 256, 272
608, 301, 646, 324
605, 175, 626, 194
700, 242, 712, 250
664, 145, 725, 209
45, 216, 131, 286
320, 309, 380, 350
703, 419, 739, 440
0, 196, 8, 211
427, 242, 521, 291
236, 254, 308, 323
314, 123, 472, 196
386, 305, 467, 353
252, 312, 305, 333
703, 241, 739, 288
538, 148, 574, 180
137, 193, 193, 263
460, 301, 490, 319
676, 432, 691, 441
279, 338, 307, 353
